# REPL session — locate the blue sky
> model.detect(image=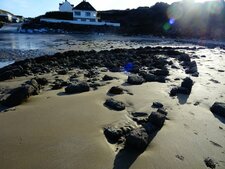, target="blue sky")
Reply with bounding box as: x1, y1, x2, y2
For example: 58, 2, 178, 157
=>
0, 0, 209, 17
